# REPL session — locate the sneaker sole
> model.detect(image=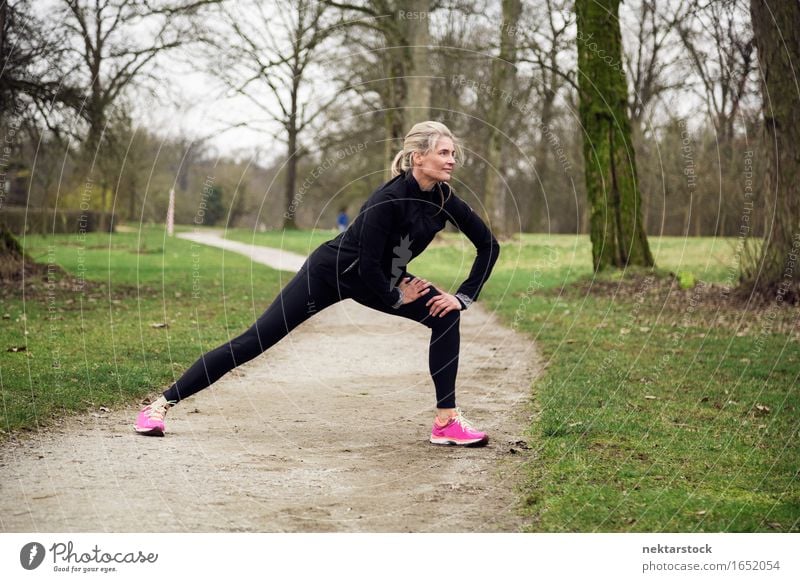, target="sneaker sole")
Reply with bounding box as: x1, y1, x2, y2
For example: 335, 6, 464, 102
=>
430, 435, 489, 447
134, 426, 165, 437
